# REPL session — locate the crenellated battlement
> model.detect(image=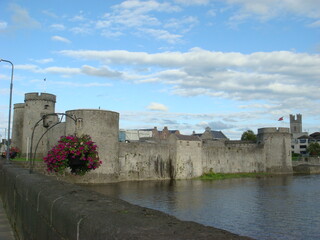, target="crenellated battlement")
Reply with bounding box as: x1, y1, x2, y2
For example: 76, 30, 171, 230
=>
25, 92, 56, 103
257, 127, 290, 134
14, 103, 25, 109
